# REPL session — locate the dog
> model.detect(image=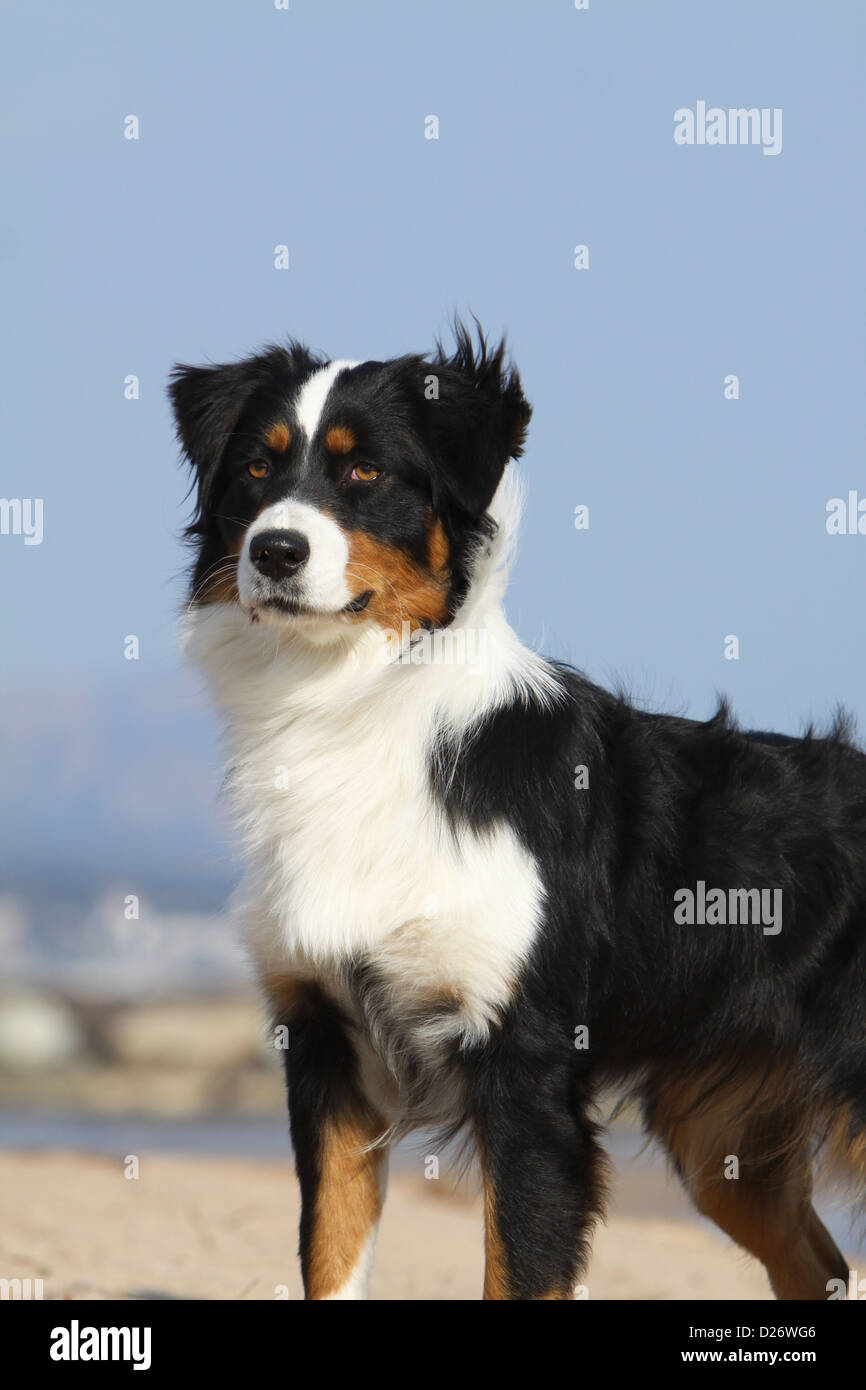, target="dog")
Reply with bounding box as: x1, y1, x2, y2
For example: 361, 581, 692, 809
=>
171, 322, 866, 1300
